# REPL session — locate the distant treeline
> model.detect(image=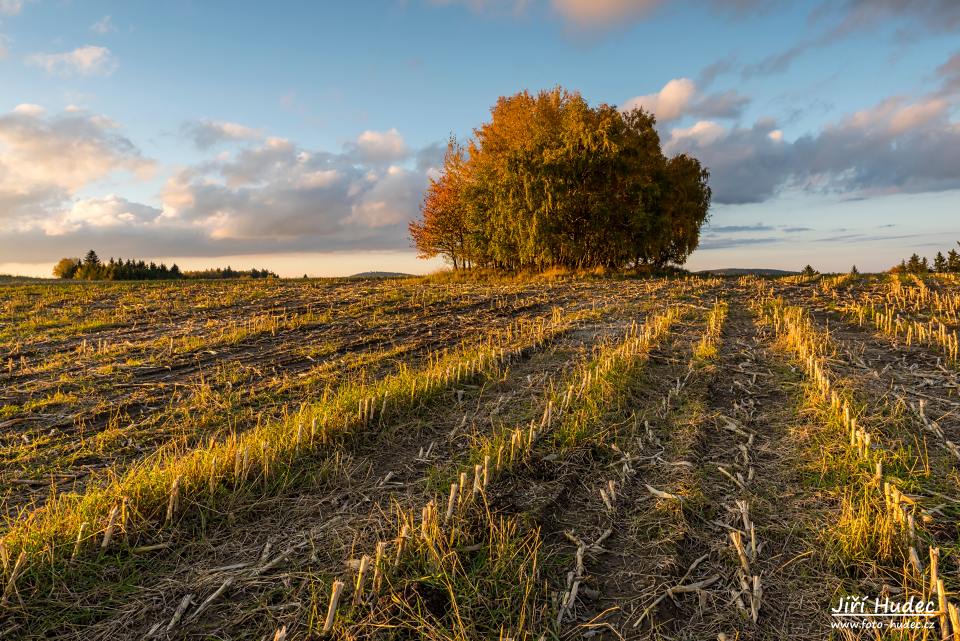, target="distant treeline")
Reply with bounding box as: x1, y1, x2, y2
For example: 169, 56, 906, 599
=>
890, 242, 960, 274
53, 251, 277, 280
409, 87, 711, 271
